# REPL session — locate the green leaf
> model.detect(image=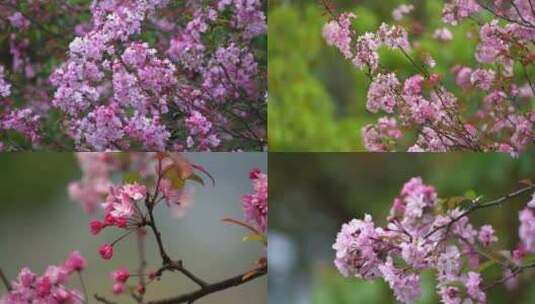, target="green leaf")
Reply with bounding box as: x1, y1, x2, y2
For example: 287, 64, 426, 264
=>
464, 190, 477, 201
242, 233, 267, 243
188, 173, 205, 186
446, 196, 469, 209
123, 172, 141, 184
478, 260, 497, 273
163, 169, 185, 190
